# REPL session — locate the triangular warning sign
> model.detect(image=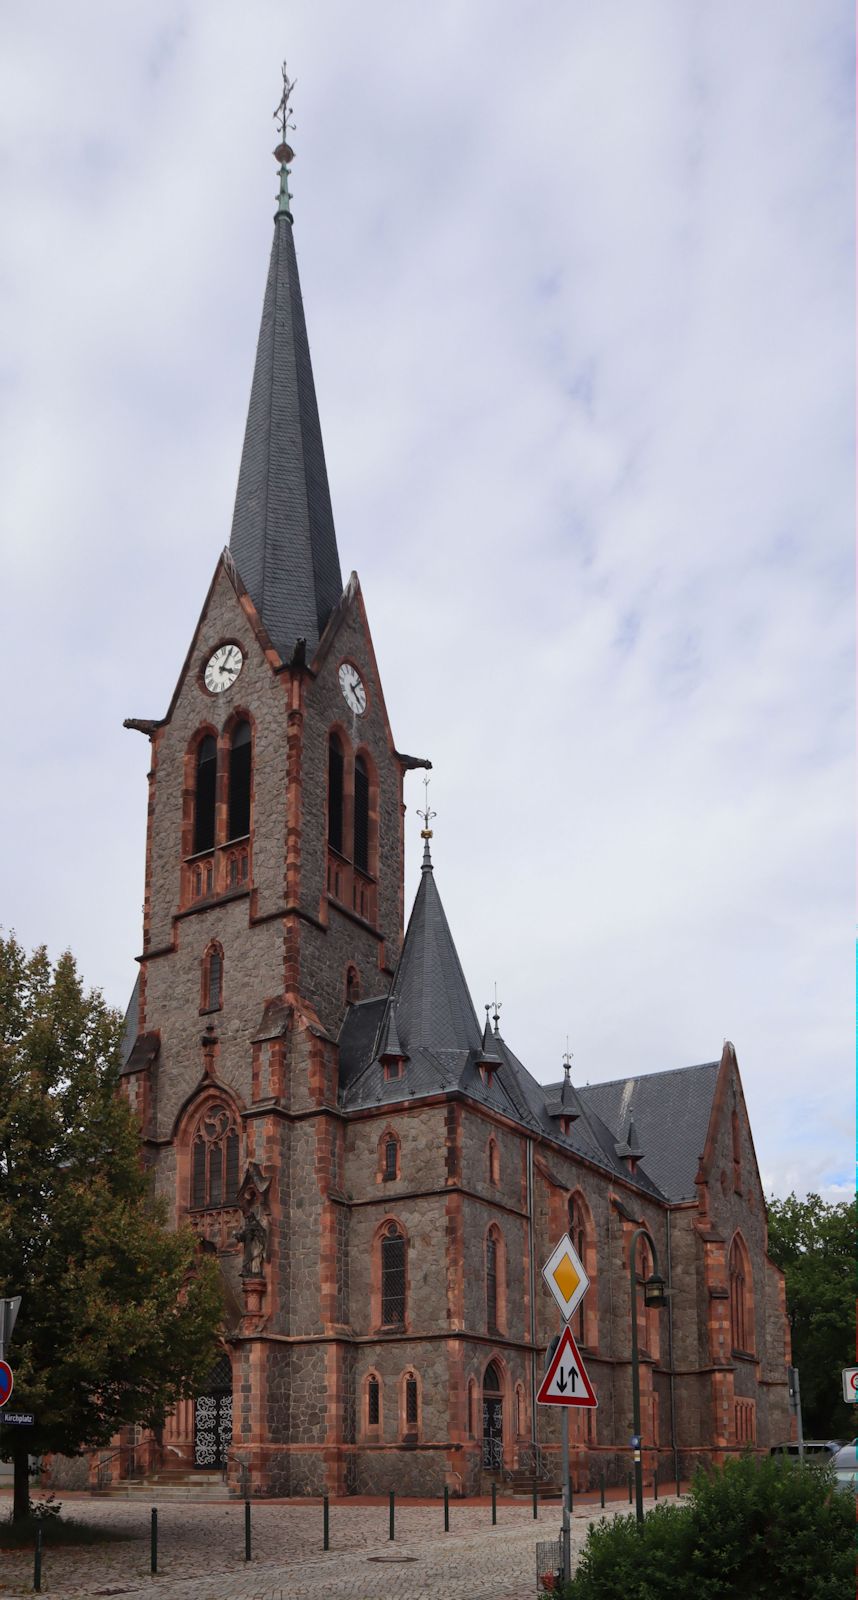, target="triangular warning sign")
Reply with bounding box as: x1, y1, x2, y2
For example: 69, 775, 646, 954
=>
536, 1325, 598, 1408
